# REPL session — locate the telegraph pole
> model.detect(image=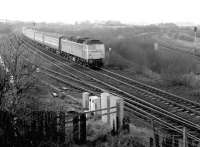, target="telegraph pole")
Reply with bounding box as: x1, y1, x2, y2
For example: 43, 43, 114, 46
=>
194, 26, 197, 54
194, 26, 197, 42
